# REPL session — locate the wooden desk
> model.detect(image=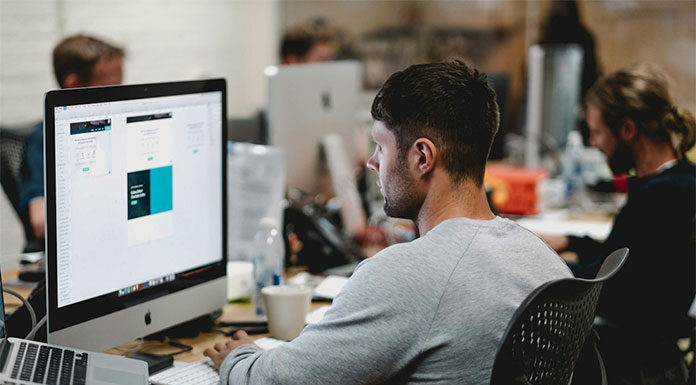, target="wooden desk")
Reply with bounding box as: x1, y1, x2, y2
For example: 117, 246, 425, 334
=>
3, 268, 692, 369
2, 270, 36, 311
2, 268, 328, 363
106, 301, 328, 362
